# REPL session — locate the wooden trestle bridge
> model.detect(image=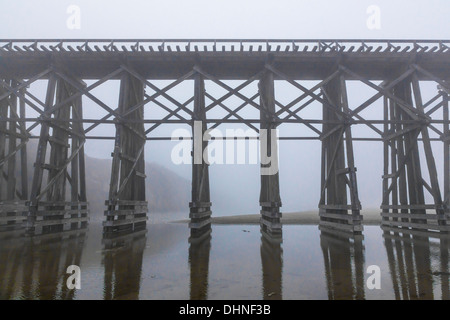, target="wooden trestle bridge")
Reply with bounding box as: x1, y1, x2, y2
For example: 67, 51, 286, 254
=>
0, 39, 449, 237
